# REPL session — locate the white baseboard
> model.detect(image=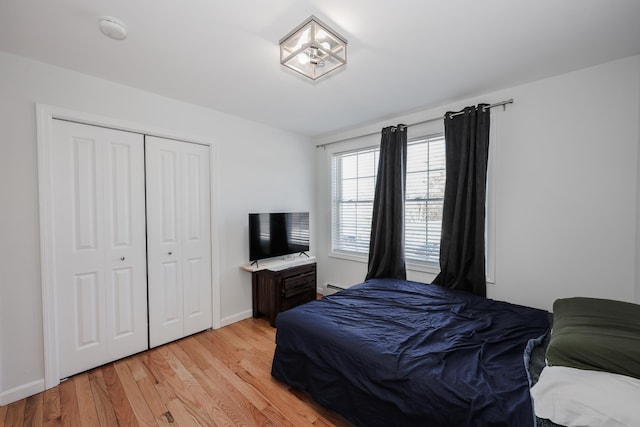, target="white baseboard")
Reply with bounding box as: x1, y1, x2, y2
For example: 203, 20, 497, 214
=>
0, 379, 45, 406
220, 309, 253, 327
